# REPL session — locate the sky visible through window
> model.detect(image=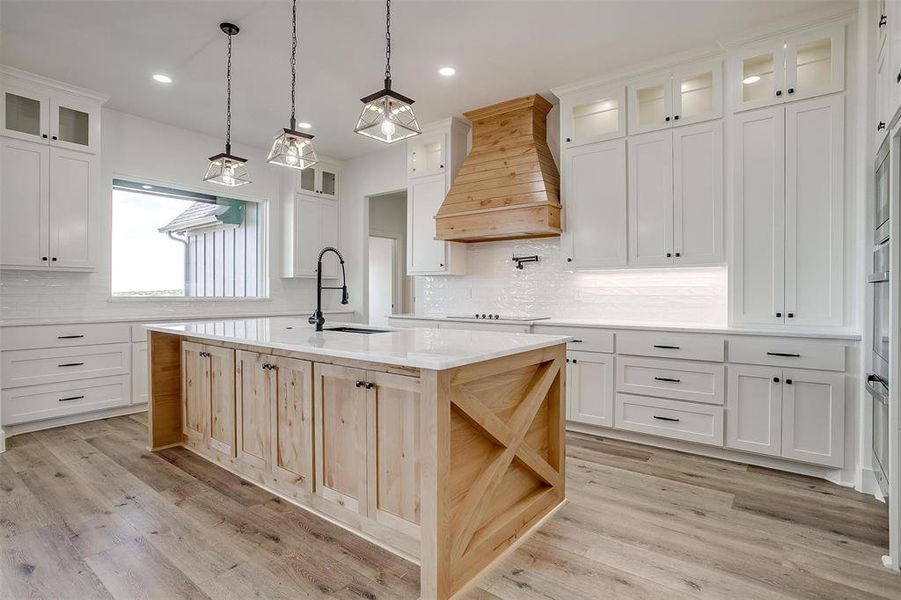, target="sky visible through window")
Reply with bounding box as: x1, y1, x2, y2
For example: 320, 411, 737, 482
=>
112, 189, 189, 296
